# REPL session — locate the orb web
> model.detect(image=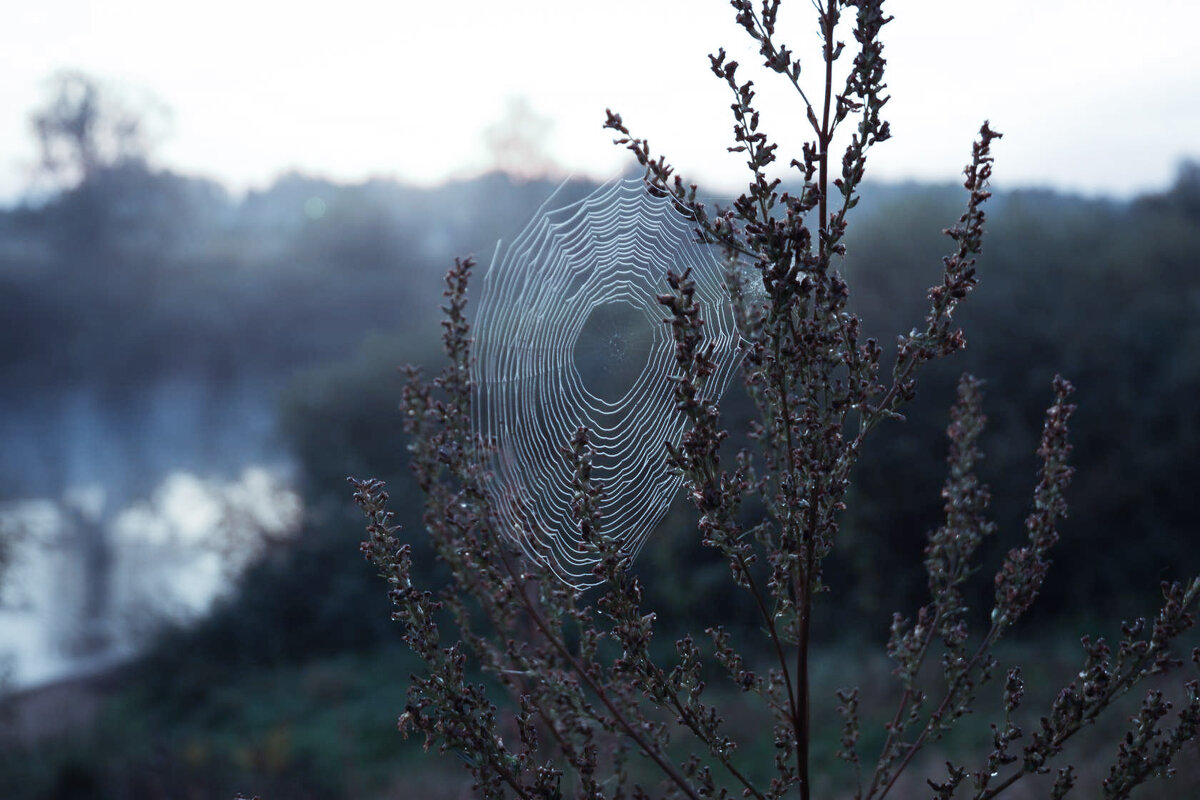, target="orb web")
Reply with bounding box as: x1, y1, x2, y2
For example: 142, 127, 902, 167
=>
472, 179, 743, 587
